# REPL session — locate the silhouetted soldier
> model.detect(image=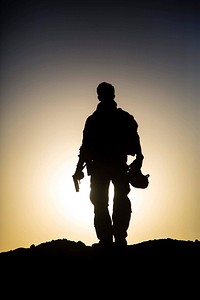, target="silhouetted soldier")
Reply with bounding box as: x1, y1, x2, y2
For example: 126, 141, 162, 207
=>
73, 82, 144, 247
